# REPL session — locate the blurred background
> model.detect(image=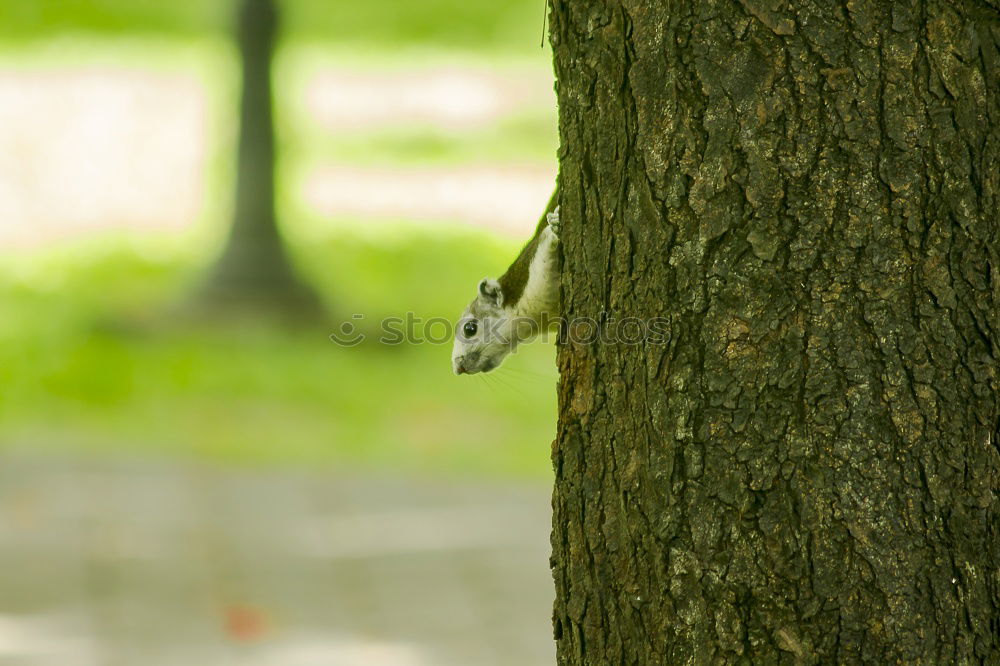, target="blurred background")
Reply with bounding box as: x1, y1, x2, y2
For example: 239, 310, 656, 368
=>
0, 0, 558, 664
